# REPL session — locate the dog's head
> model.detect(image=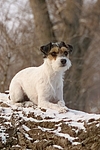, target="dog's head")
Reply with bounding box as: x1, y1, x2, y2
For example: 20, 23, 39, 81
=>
40, 41, 73, 71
